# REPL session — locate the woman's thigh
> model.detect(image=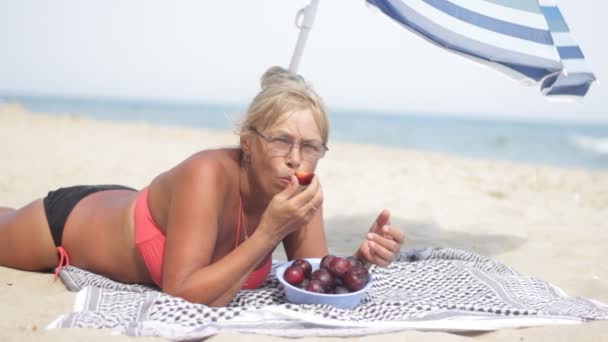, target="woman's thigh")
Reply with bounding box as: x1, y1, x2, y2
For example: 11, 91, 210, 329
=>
0, 199, 59, 271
